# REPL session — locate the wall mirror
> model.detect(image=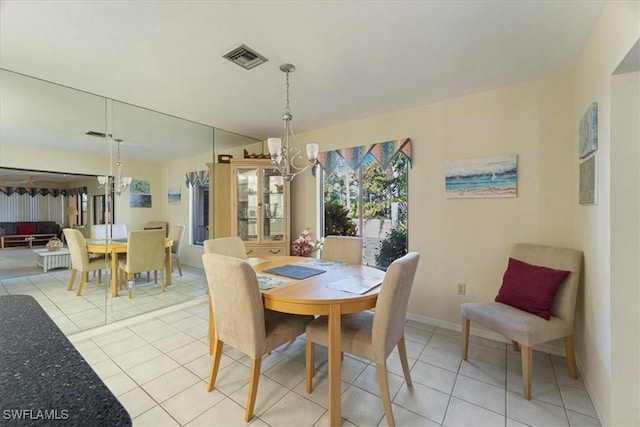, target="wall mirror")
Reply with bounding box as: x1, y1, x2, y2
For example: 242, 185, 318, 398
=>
1, 68, 261, 333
